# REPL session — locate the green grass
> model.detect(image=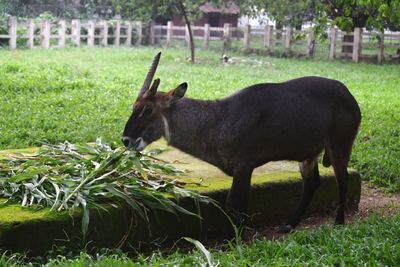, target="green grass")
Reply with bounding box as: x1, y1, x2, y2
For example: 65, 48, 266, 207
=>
0, 47, 399, 191
1, 214, 399, 266
0, 46, 399, 266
